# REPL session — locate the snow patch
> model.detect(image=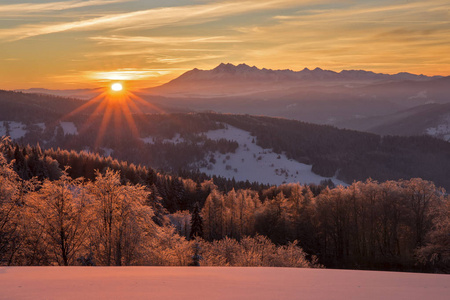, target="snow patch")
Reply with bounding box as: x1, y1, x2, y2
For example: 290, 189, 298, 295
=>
35, 123, 46, 130
142, 133, 185, 145
426, 115, 450, 141
141, 136, 156, 144
199, 125, 345, 186
286, 103, 297, 109
102, 148, 114, 157
0, 121, 27, 139
409, 90, 427, 99
60, 122, 78, 135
